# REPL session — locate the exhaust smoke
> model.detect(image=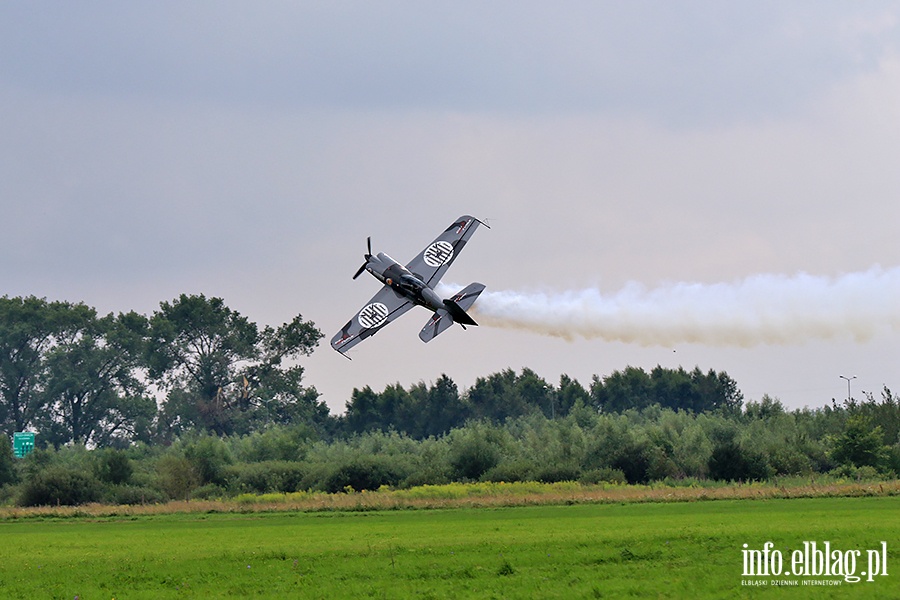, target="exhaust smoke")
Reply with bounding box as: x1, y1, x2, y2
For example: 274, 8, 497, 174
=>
442, 266, 900, 347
